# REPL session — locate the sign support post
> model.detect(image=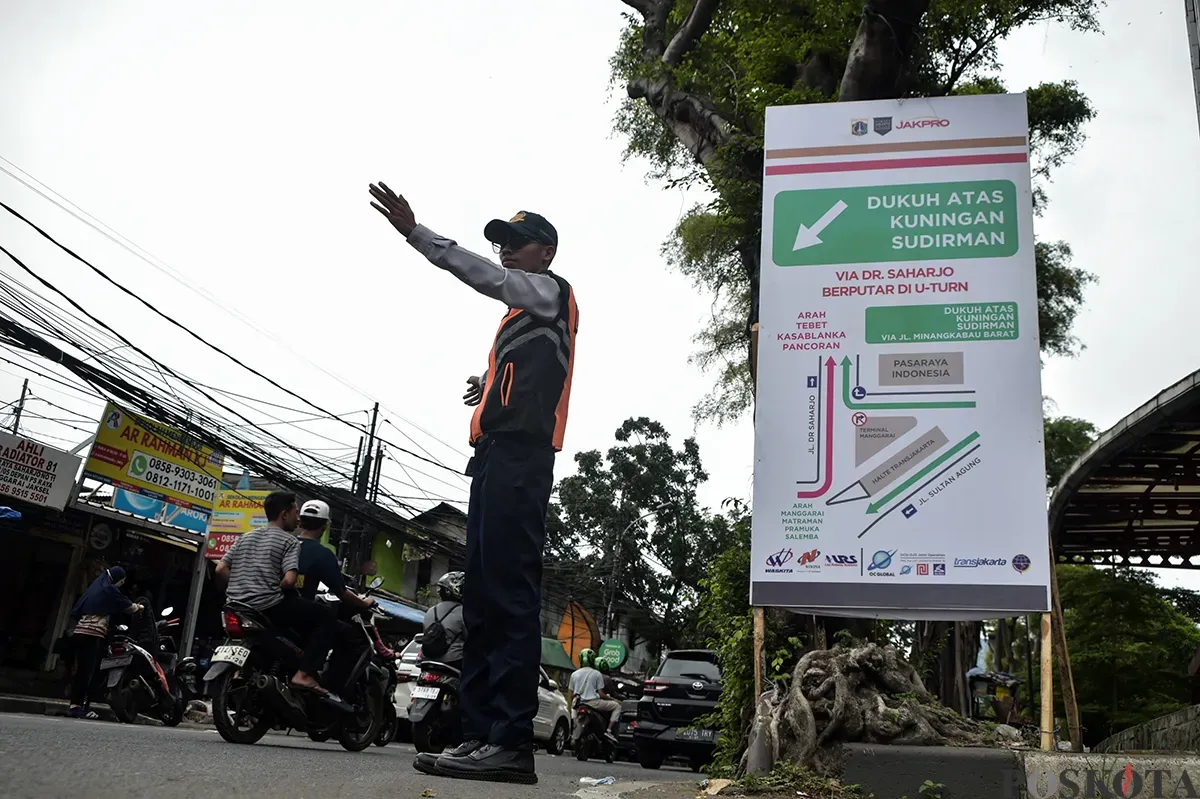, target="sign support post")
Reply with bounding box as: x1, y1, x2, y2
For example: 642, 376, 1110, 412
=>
1040, 612, 1054, 751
